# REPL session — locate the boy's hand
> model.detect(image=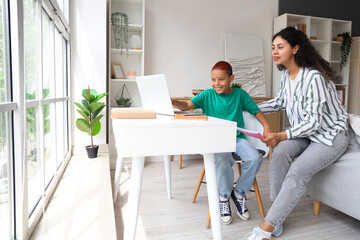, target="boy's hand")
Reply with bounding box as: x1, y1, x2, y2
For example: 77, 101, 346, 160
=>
261, 131, 287, 148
